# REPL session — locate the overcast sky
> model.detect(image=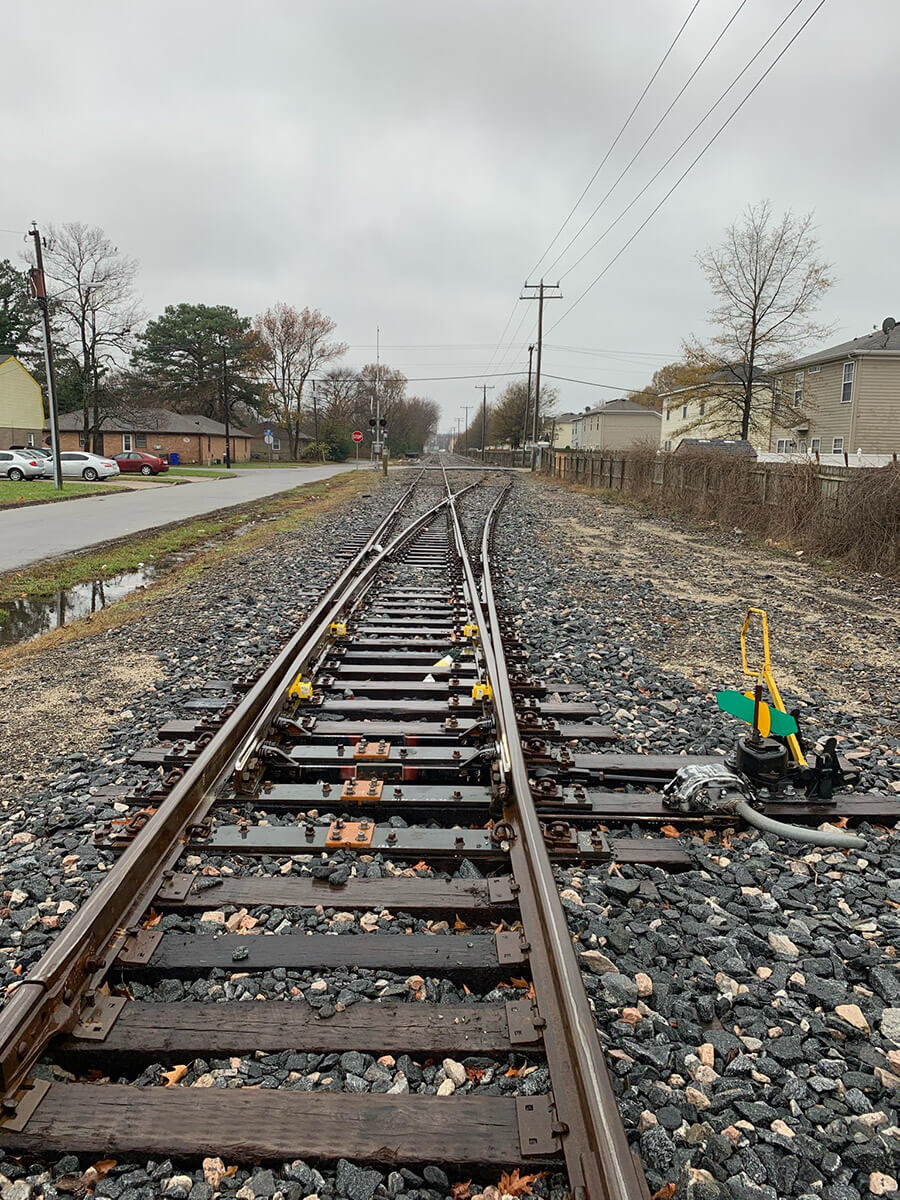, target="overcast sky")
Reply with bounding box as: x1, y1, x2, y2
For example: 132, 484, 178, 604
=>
3, 1, 897, 429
